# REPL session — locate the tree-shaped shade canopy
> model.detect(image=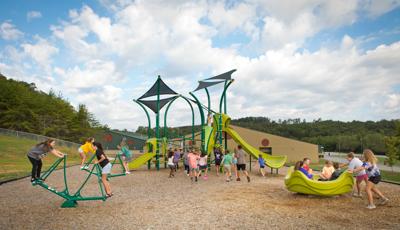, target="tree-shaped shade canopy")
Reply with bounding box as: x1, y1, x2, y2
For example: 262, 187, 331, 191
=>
192, 69, 236, 91
138, 77, 178, 100
138, 96, 178, 113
